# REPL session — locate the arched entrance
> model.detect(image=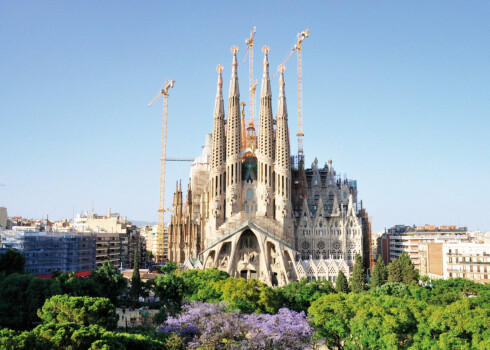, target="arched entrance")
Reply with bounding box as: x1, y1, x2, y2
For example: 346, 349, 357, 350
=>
237, 230, 260, 280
